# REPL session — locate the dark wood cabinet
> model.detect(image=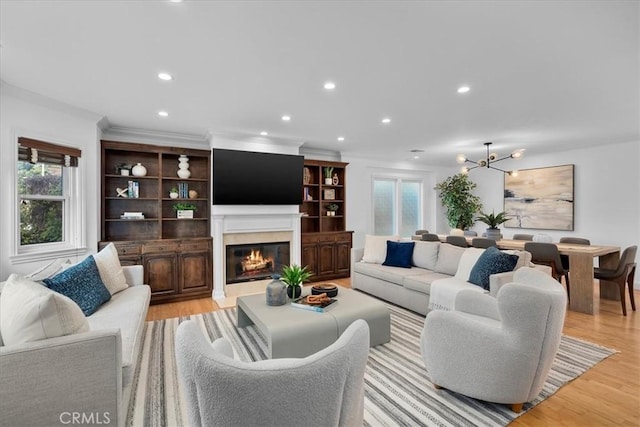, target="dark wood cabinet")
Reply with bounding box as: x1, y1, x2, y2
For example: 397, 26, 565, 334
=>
100, 140, 212, 303
301, 231, 353, 282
